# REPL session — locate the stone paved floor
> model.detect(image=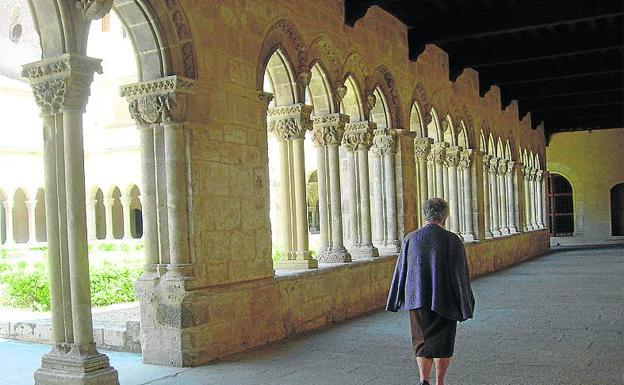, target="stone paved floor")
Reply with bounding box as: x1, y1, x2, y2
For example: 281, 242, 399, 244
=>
1, 246, 622, 385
